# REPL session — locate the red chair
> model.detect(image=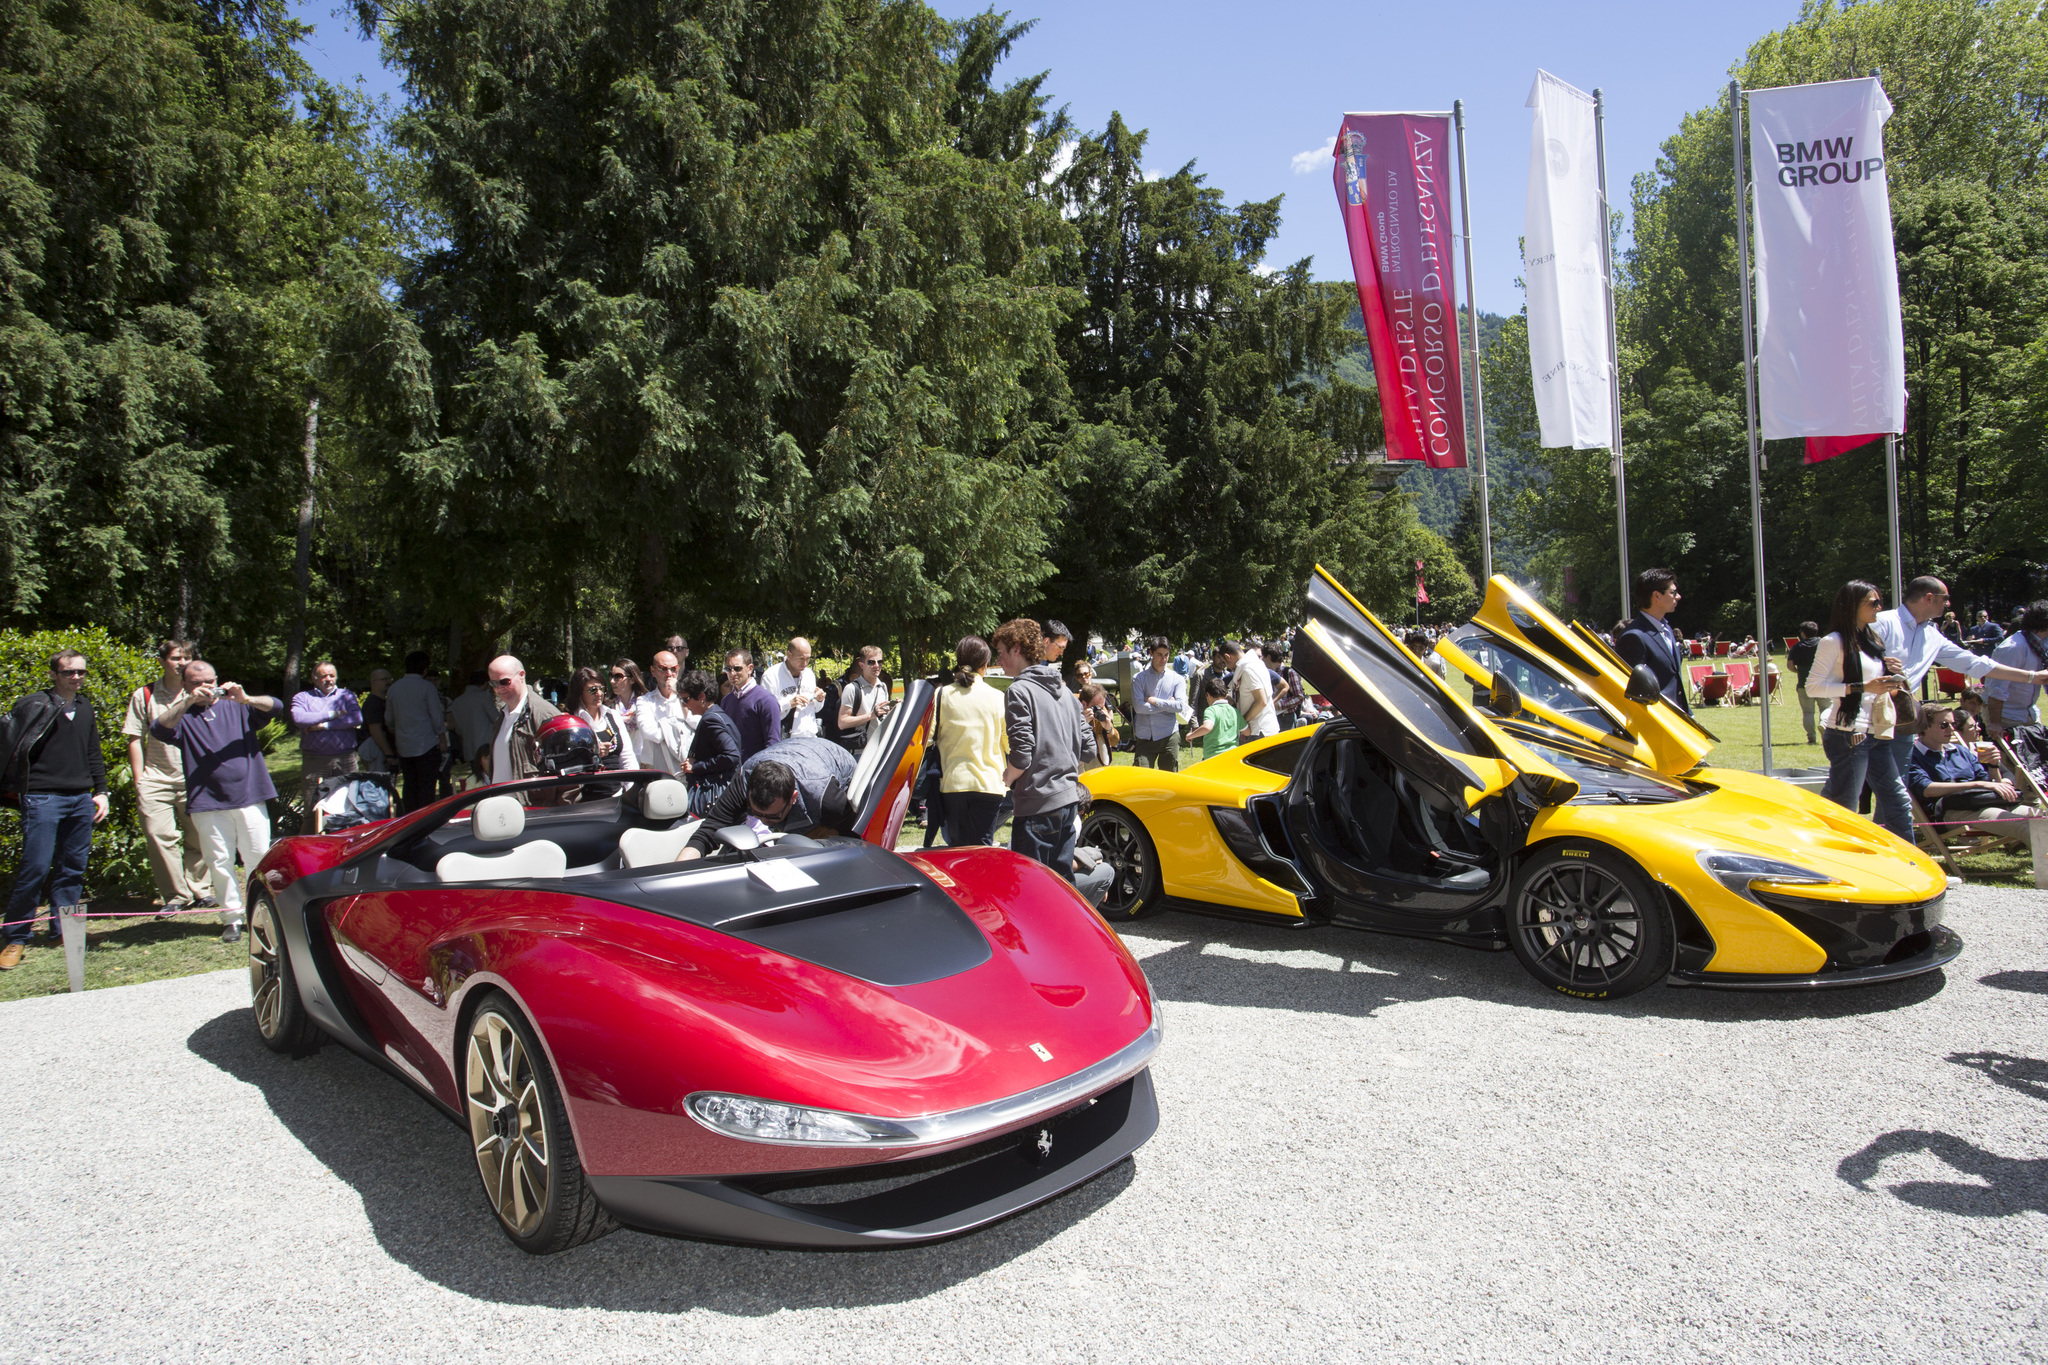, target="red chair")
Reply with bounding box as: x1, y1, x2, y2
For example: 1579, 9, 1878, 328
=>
1936, 668, 1970, 698
1689, 640, 1706, 659
1781, 637, 1799, 653
1725, 661, 1754, 702
1689, 663, 1729, 706
1713, 641, 1732, 658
